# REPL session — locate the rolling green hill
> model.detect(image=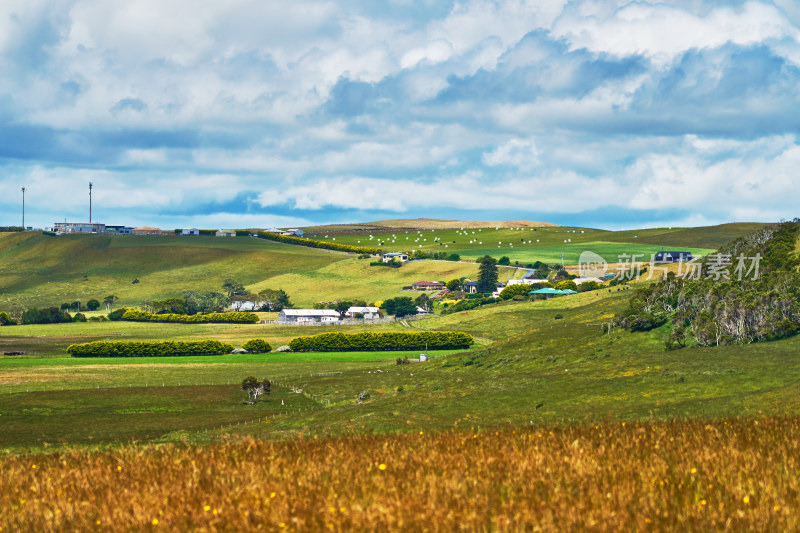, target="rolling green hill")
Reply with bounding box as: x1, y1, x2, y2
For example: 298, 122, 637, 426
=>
0, 232, 344, 309
300, 223, 764, 264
